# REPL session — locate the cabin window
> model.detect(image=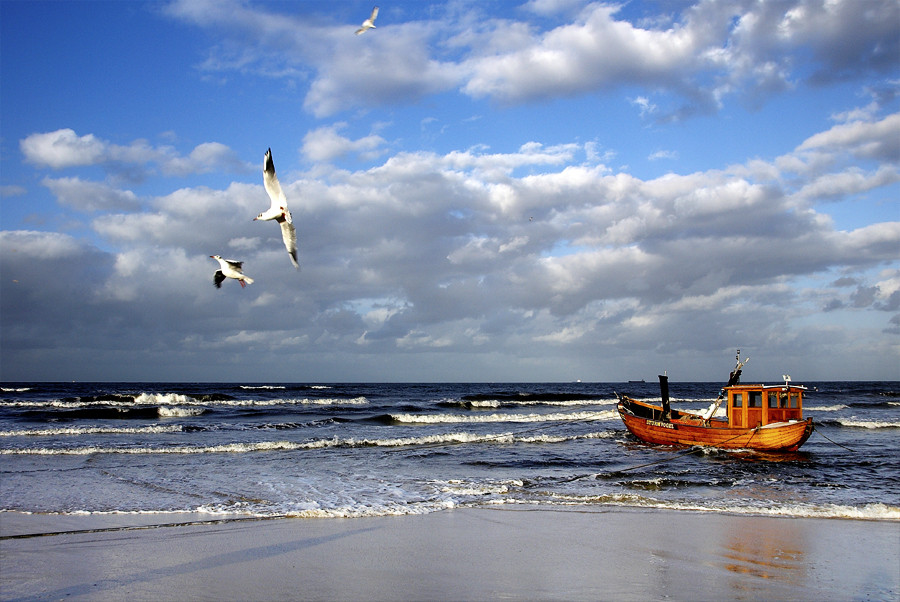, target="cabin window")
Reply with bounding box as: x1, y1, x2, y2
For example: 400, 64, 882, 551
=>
767, 392, 779, 408
779, 392, 789, 407
732, 393, 743, 408
789, 392, 799, 408
748, 391, 762, 407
